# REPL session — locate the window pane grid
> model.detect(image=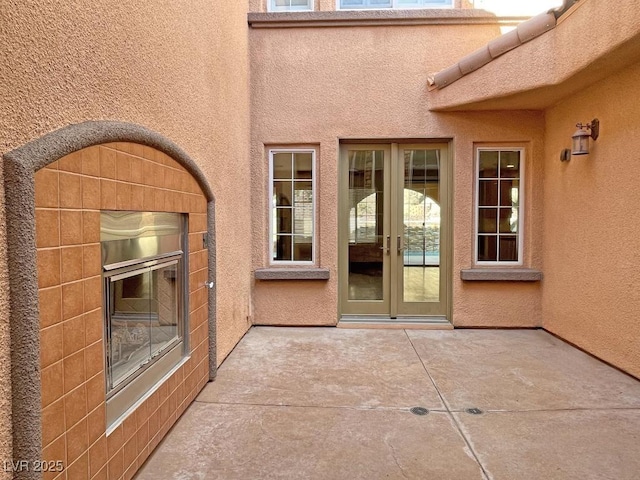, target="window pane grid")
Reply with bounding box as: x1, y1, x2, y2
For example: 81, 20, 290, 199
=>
271, 0, 313, 11
340, 0, 452, 9
476, 150, 521, 263
271, 150, 315, 263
